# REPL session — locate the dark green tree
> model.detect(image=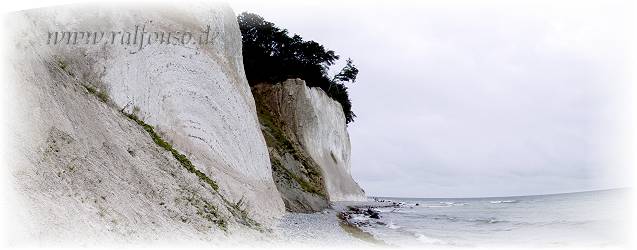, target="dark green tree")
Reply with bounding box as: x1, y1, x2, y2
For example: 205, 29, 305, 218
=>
333, 58, 358, 83
237, 12, 358, 124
